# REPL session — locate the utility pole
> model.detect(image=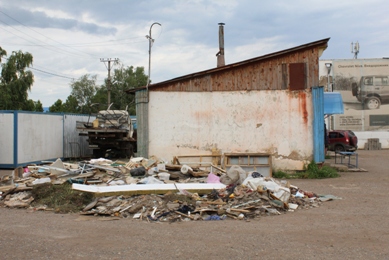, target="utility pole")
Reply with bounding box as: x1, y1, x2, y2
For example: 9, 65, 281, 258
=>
100, 58, 119, 106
